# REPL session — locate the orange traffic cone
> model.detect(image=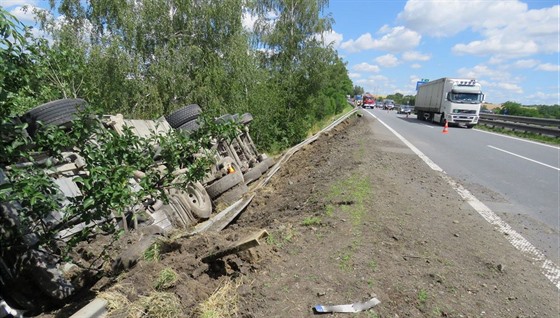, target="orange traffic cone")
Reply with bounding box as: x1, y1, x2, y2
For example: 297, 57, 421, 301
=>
442, 121, 449, 134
